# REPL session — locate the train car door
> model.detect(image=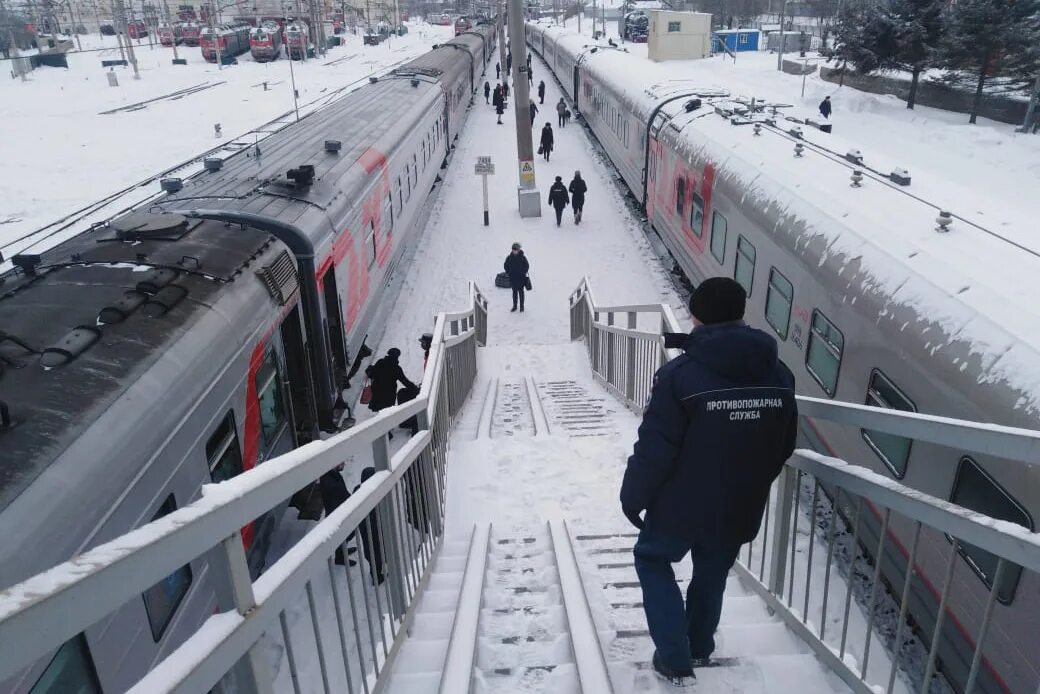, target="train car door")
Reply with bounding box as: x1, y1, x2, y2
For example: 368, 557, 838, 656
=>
276, 304, 316, 445
320, 268, 349, 397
